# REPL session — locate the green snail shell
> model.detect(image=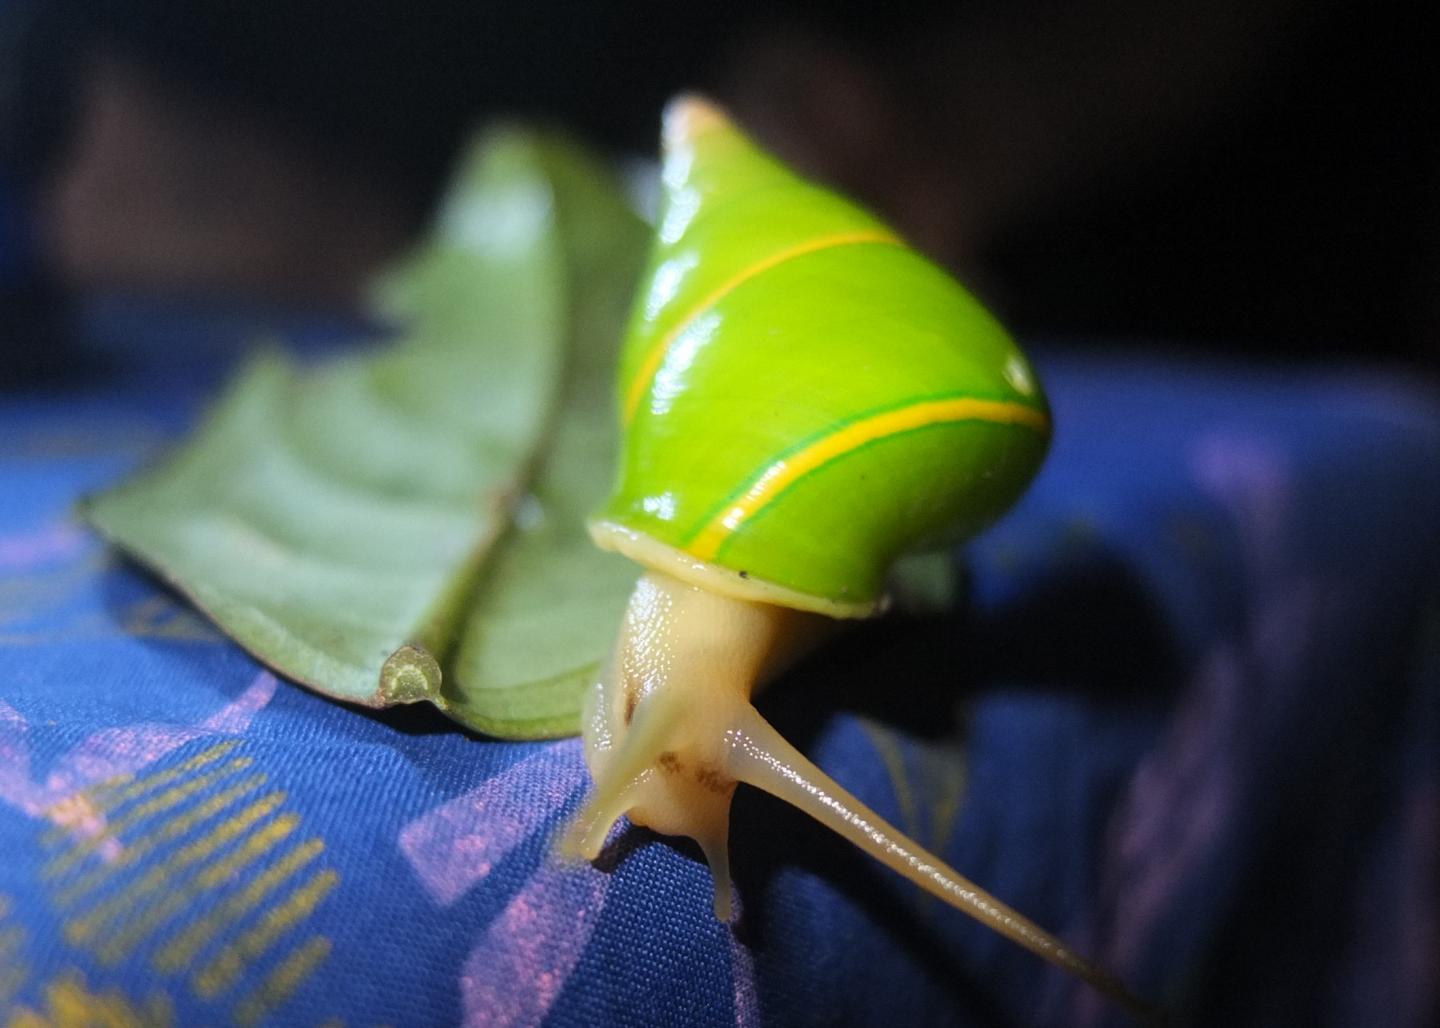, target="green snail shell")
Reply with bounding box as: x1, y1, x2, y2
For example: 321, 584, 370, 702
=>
588, 97, 1051, 617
